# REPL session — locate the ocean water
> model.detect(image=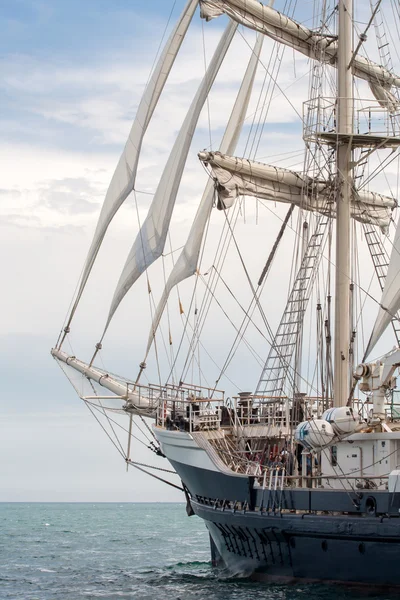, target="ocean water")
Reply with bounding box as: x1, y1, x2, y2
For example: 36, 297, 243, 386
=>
0, 502, 395, 600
